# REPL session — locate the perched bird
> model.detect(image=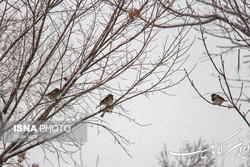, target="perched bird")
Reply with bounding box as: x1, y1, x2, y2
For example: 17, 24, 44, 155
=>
100, 104, 114, 118
45, 88, 60, 99
96, 94, 113, 109
129, 8, 141, 19
211, 93, 227, 105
